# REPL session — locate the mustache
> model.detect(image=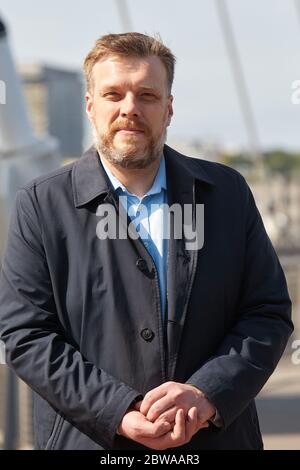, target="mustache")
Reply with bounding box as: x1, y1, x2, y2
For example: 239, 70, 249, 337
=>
110, 120, 148, 133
